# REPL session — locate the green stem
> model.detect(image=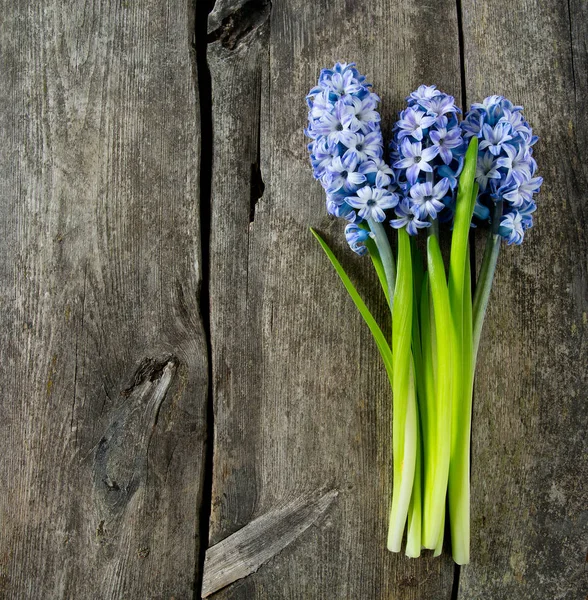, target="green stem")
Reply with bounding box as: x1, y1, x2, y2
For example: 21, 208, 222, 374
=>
411, 240, 427, 423
387, 228, 416, 553
448, 241, 474, 565
420, 274, 435, 480
422, 227, 453, 549
406, 247, 425, 557
472, 201, 503, 362
422, 277, 444, 555
365, 238, 391, 307
450, 204, 502, 565
406, 364, 422, 558
368, 219, 396, 310
446, 140, 479, 565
